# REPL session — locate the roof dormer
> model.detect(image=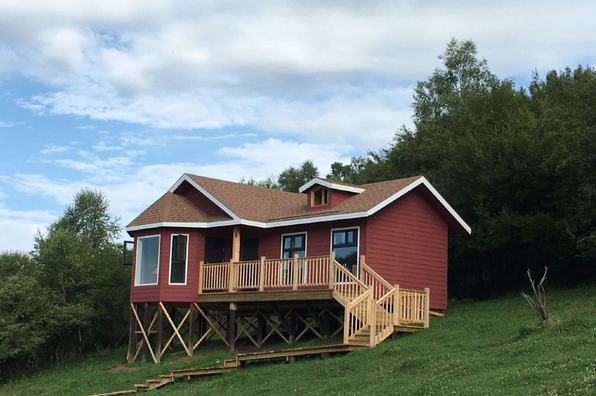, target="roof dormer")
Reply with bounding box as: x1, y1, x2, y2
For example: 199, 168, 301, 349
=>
299, 178, 364, 211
